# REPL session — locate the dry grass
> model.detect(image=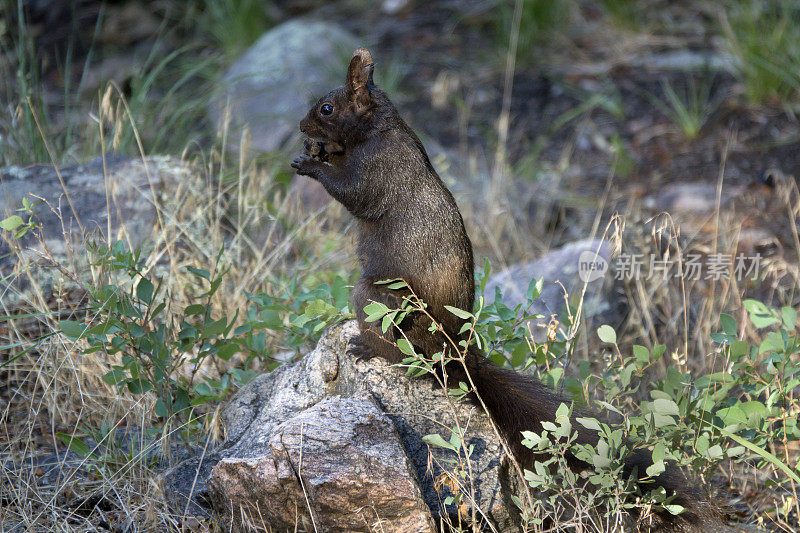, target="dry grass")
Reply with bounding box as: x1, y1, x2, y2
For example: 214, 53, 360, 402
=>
0, 85, 357, 531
